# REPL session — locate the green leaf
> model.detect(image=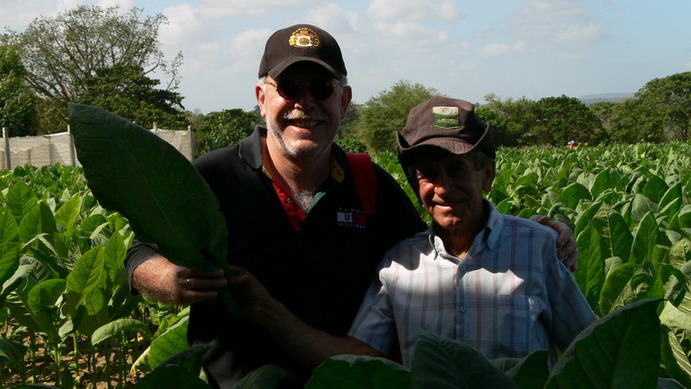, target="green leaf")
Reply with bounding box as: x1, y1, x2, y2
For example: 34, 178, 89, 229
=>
504, 350, 550, 389
0, 242, 21, 289
631, 211, 659, 263
659, 303, 691, 388
0, 338, 27, 366
410, 331, 516, 389
18, 202, 57, 243
27, 278, 66, 341
6, 180, 38, 221
306, 354, 411, 389
599, 262, 638, 314
0, 208, 19, 242
575, 225, 606, 314
642, 174, 668, 204
54, 192, 82, 231
555, 182, 592, 211
591, 206, 633, 262
70, 104, 227, 270
147, 316, 190, 370
234, 365, 295, 389
631, 193, 658, 222
91, 318, 152, 345
65, 246, 106, 315
659, 183, 682, 210
135, 365, 210, 389
546, 299, 661, 389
